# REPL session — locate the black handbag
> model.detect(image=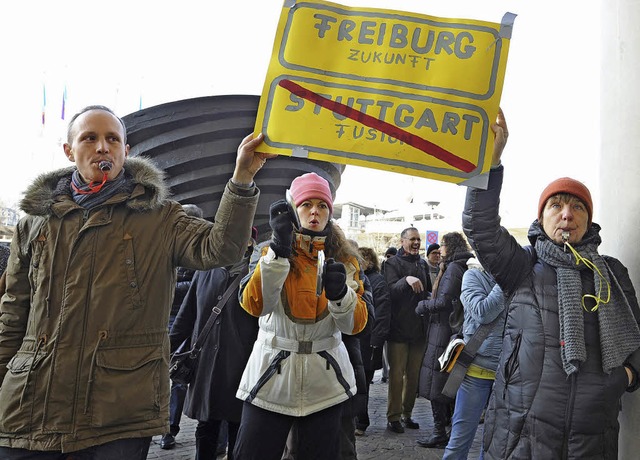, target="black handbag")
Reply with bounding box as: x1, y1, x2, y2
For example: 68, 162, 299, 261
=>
169, 270, 245, 385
